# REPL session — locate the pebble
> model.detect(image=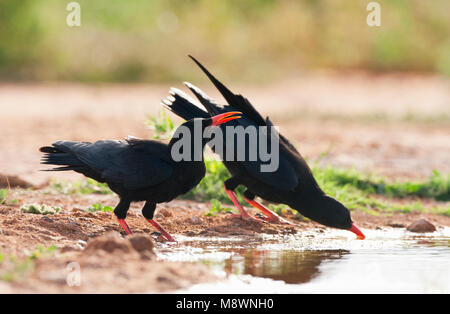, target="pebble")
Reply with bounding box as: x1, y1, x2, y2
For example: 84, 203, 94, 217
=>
153, 213, 164, 220
189, 216, 203, 225
39, 216, 54, 223
406, 219, 436, 233
84, 232, 133, 254
128, 234, 155, 254
77, 240, 87, 247
158, 208, 172, 217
